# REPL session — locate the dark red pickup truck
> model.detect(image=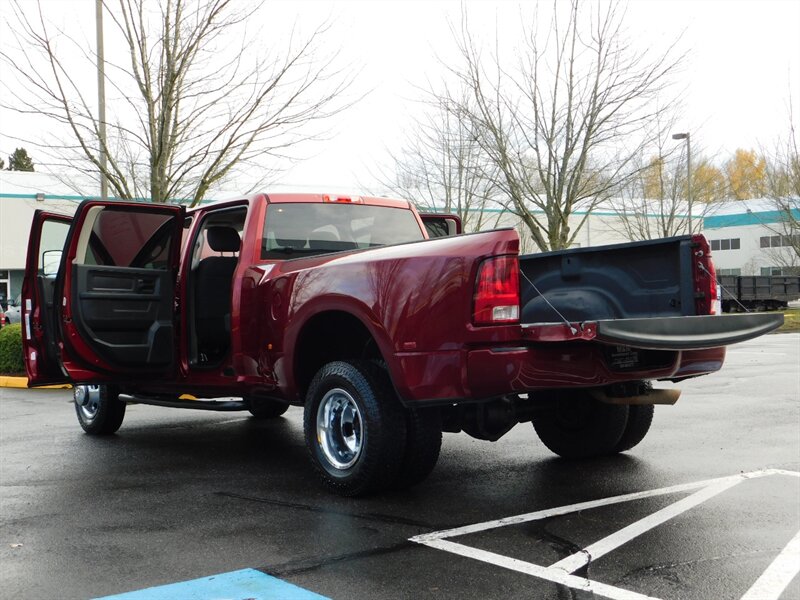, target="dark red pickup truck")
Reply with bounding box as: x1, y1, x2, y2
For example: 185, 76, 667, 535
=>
22, 194, 782, 495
